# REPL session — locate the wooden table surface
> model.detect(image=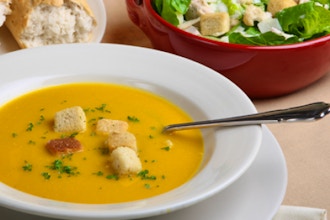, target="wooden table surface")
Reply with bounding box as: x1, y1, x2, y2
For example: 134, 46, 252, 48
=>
107, 0, 330, 214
